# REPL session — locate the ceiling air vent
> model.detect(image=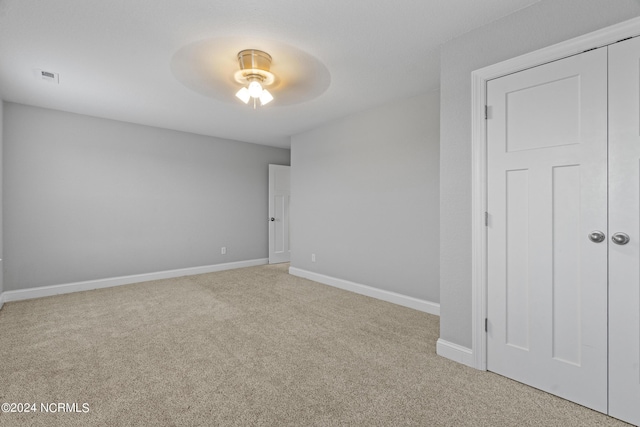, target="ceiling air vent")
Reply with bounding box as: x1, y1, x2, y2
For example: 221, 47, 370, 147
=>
34, 69, 59, 84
